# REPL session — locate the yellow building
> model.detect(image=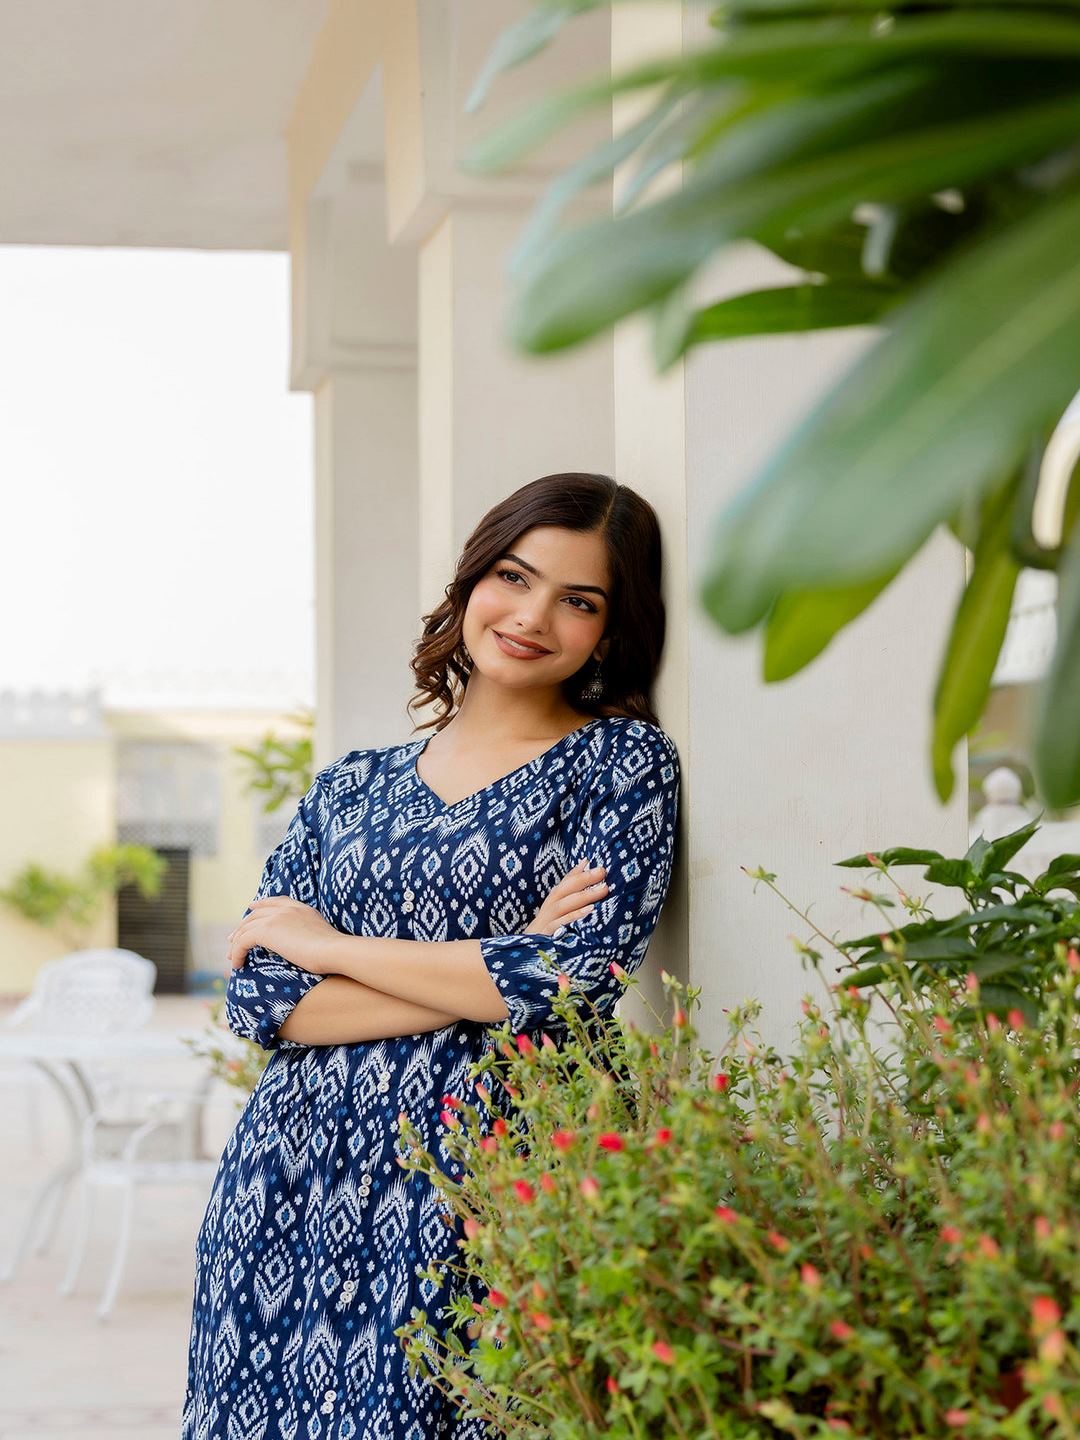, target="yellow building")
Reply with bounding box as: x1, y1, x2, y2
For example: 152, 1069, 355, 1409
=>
0, 688, 309, 998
